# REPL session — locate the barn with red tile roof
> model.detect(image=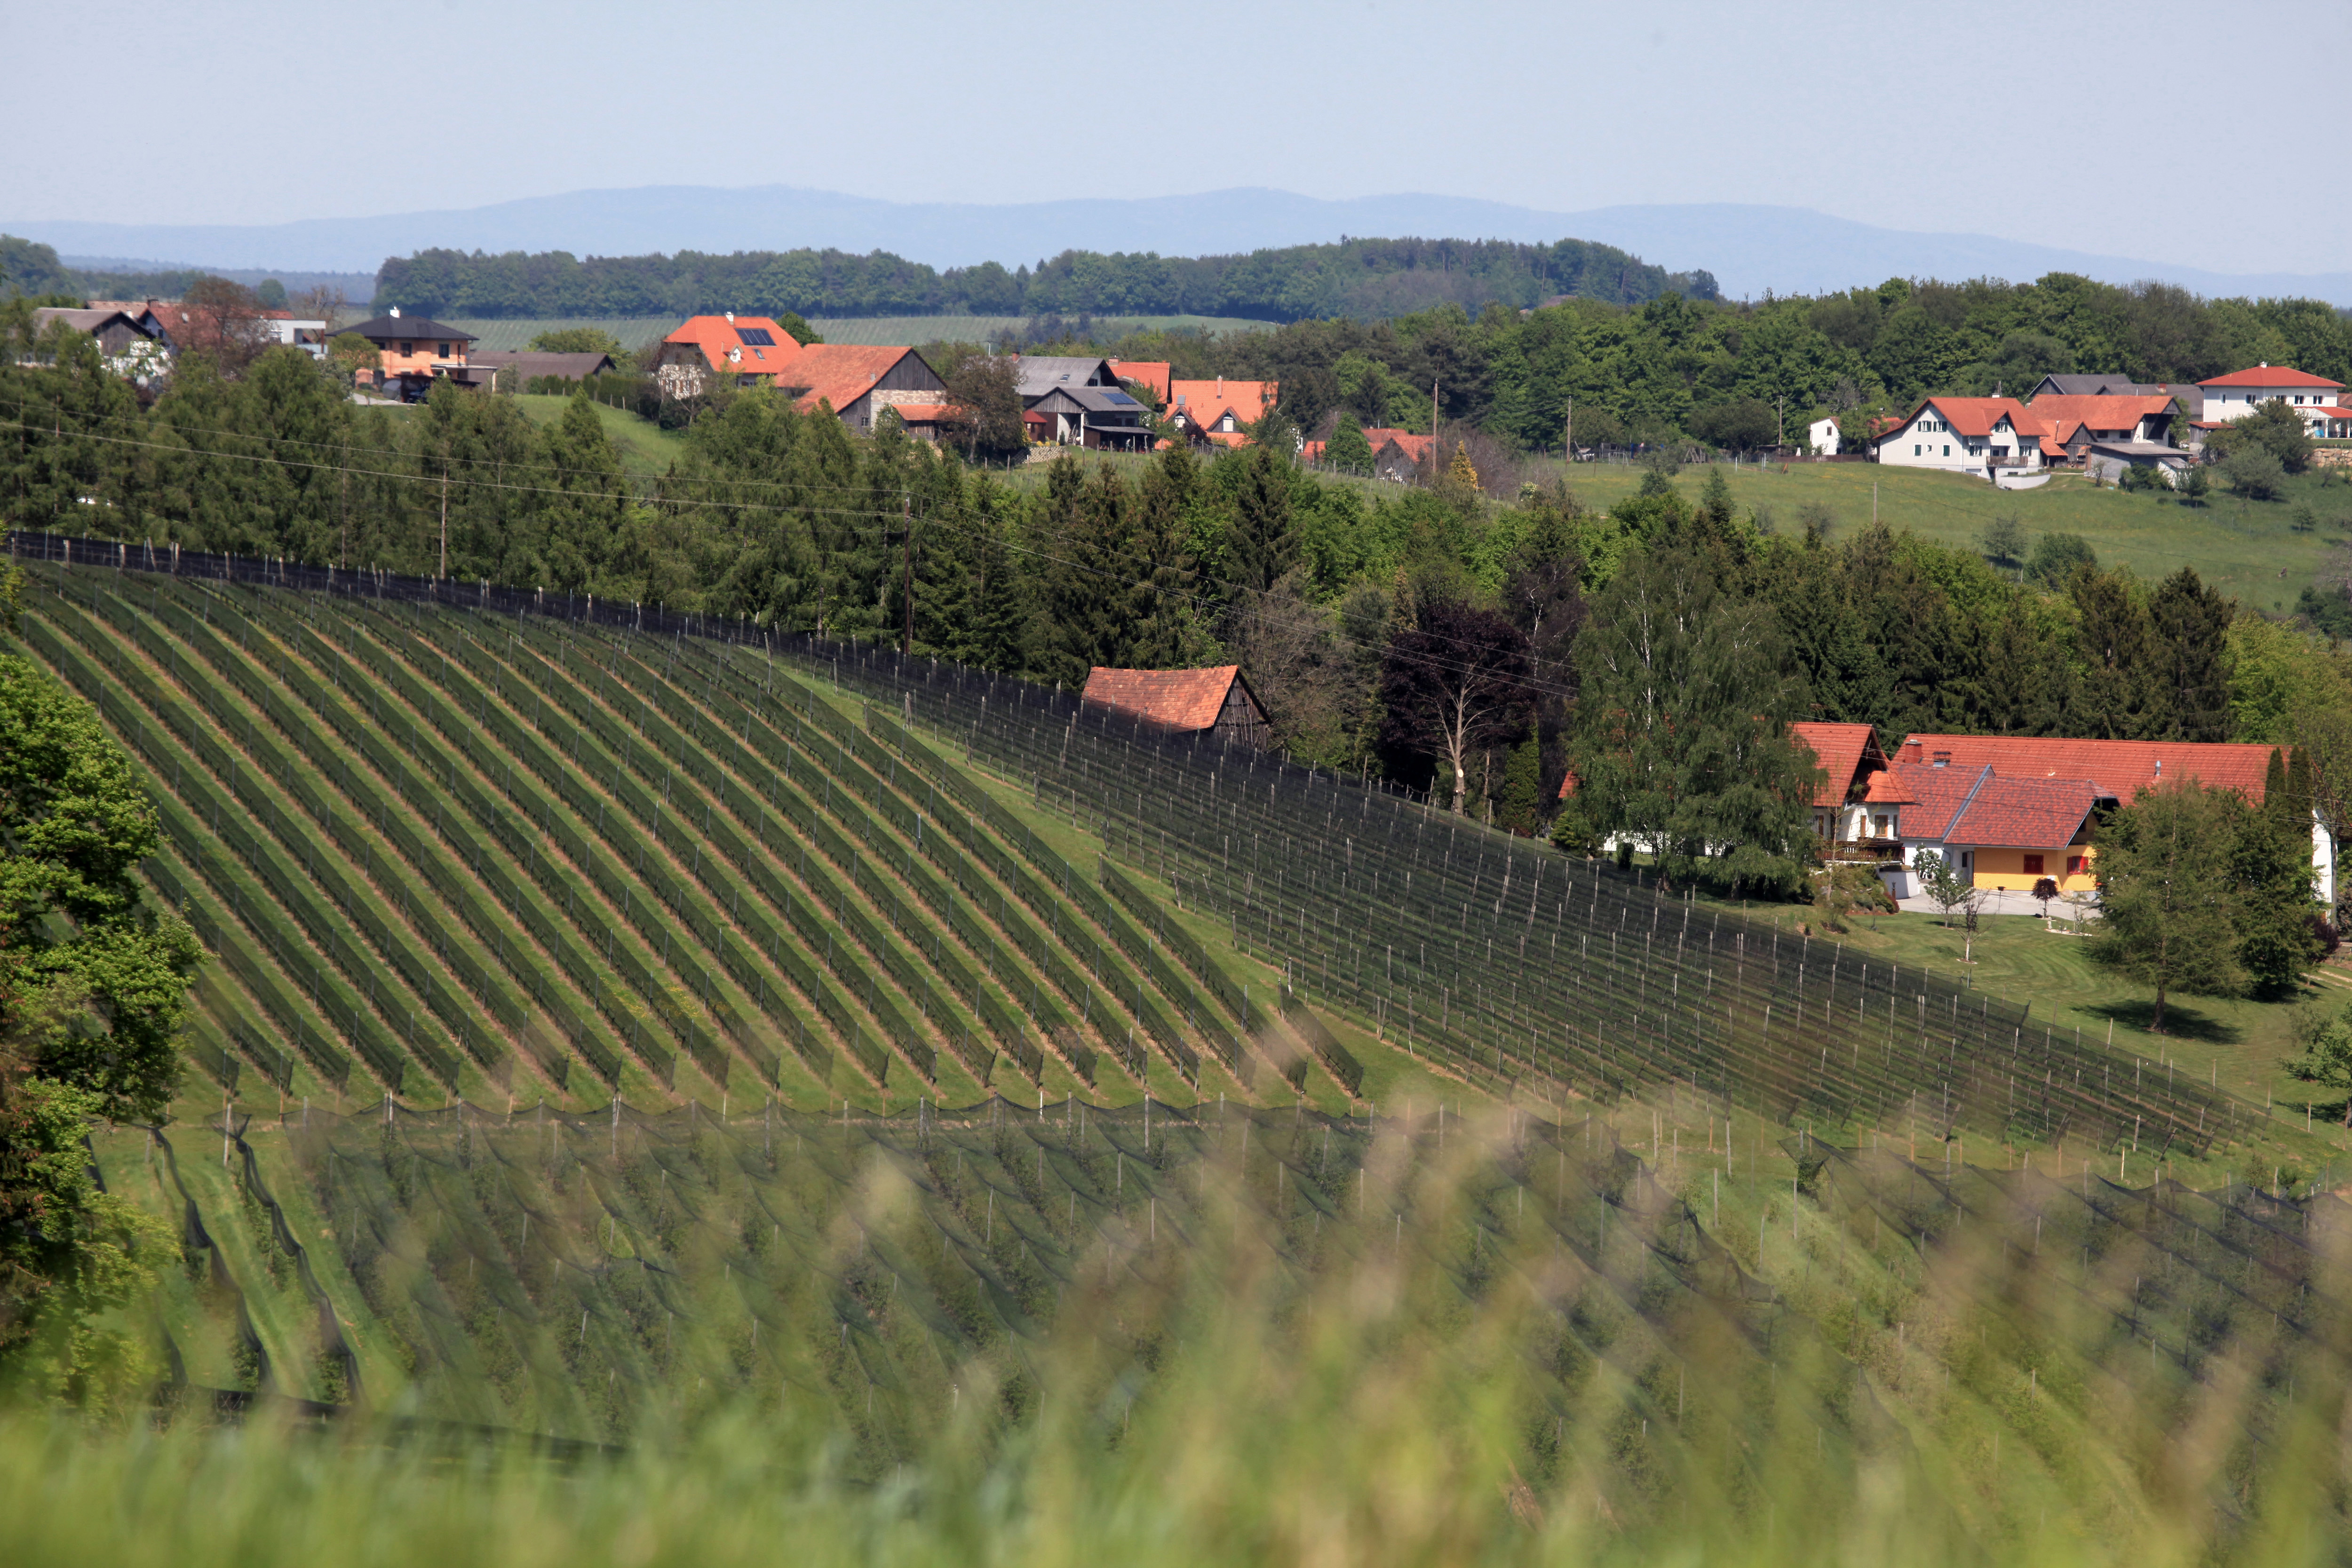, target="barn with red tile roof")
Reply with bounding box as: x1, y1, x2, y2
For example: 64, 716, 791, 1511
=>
1081, 666, 1269, 748
781, 345, 949, 432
